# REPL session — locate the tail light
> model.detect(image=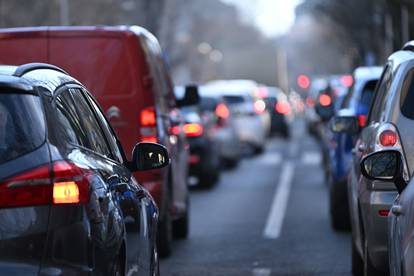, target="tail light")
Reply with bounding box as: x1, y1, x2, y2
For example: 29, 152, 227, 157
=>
216, 103, 230, 120
254, 100, 266, 114
140, 107, 158, 143
319, 94, 332, 107
275, 101, 291, 115
379, 130, 398, 147
183, 123, 204, 137
358, 115, 367, 127
0, 161, 90, 209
